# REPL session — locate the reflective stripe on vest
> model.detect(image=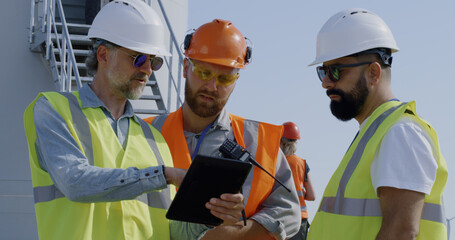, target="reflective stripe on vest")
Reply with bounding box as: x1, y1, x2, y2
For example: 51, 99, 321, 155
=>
236, 119, 259, 206
318, 102, 445, 224
137, 117, 172, 209
33, 93, 171, 210
60, 92, 94, 165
